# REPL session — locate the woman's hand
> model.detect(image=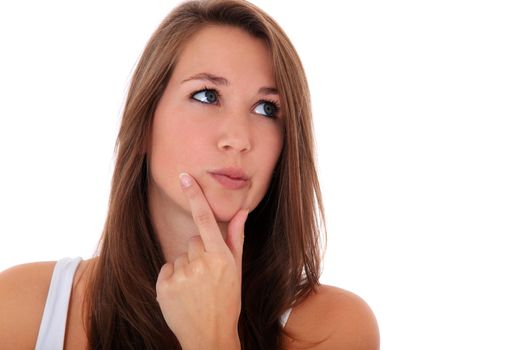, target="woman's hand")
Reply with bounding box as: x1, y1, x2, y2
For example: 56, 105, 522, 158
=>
156, 173, 248, 350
